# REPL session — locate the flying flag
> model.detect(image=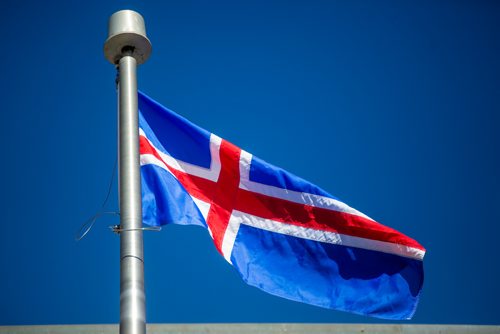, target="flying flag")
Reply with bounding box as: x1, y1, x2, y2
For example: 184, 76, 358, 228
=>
138, 91, 425, 320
